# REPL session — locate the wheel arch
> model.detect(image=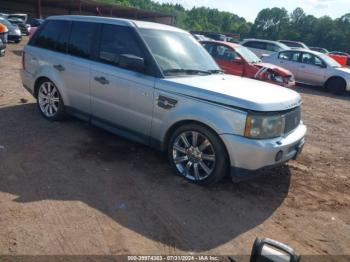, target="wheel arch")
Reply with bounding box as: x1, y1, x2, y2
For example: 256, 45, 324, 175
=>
324, 75, 347, 88
33, 75, 68, 104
